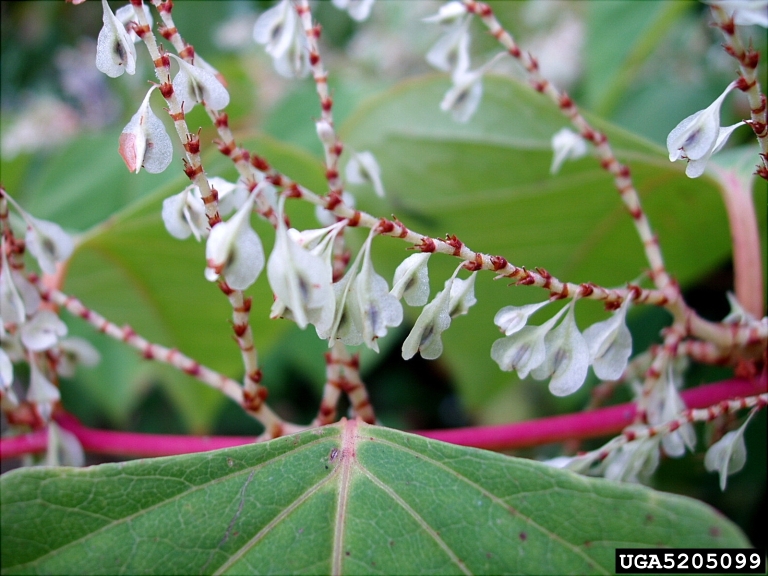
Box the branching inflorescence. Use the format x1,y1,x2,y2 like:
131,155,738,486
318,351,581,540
1,0,766,490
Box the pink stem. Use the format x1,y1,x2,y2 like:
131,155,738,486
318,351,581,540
1,377,764,460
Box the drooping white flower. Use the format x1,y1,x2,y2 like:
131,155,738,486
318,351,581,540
550,128,588,174
204,192,264,290
440,53,504,123
118,86,173,174
162,185,208,241
583,295,633,381
46,421,85,467
267,198,335,332
705,0,768,27
491,305,568,378
332,0,376,21
56,337,101,378
345,151,386,198
1,242,40,324
253,0,310,78
426,17,471,73
448,272,477,318
656,370,696,458
402,264,463,360
27,360,60,421
20,310,68,352
353,232,403,352
494,300,550,337
322,264,363,346
529,300,589,397
0,347,13,394
25,215,74,276
95,0,137,78
423,1,467,25
391,253,431,306
114,4,153,43
667,82,745,178
705,410,756,491
603,436,661,484
169,53,230,111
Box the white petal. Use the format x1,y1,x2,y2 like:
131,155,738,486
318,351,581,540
119,87,173,175
46,421,85,467
705,429,747,491
20,310,68,352
658,373,696,458
27,361,61,407
550,128,588,174
491,306,566,378
346,0,376,21
391,253,431,306
402,276,454,360
162,189,194,240
583,297,633,381
494,300,549,336
604,436,660,483
441,72,483,123
426,20,470,72
254,0,294,58
57,336,101,378
95,0,137,78
423,2,467,24
169,54,230,111
0,347,13,391
25,217,74,275
346,151,386,197
448,272,477,318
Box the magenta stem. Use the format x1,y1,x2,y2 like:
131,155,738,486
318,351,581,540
1,377,765,460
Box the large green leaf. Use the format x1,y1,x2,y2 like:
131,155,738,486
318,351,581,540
339,74,765,411
0,421,748,575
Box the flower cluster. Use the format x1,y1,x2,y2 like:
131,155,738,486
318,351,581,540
491,295,633,397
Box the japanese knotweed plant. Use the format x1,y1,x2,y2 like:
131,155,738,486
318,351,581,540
1,0,767,574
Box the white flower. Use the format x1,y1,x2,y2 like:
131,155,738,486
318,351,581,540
426,18,471,73
332,0,376,21
0,347,13,394
322,265,363,346
253,0,310,78
494,300,550,336
666,82,746,178
705,410,756,491
162,185,208,241
118,86,173,174
402,264,463,360
204,192,264,290
583,295,633,381
345,151,386,198
530,300,589,397
353,233,403,352
550,128,588,174
56,337,101,378
655,370,696,458
95,0,137,78
267,198,335,332
114,4,153,43
25,216,74,276
391,253,431,307
20,310,68,352
1,243,41,324
491,305,568,378
440,53,504,123
27,360,60,421
705,0,768,27
604,436,661,483
423,1,467,24
45,421,85,467
169,53,230,111
448,272,477,318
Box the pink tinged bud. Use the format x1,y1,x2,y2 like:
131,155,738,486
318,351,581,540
604,436,661,483
204,193,264,291
25,216,74,276
119,87,173,174
46,421,85,467
27,361,61,420
530,301,589,397
493,300,550,336
705,410,755,491
346,151,386,198
96,0,137,78
114,4,153,44
391,253,431,306
583,295,633,381
332,0,376,21
169,54,230,112
550,128,588,174
20,310,68,352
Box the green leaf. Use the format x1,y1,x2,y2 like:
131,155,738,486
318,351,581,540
1,421,748,575
339,74,757,411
